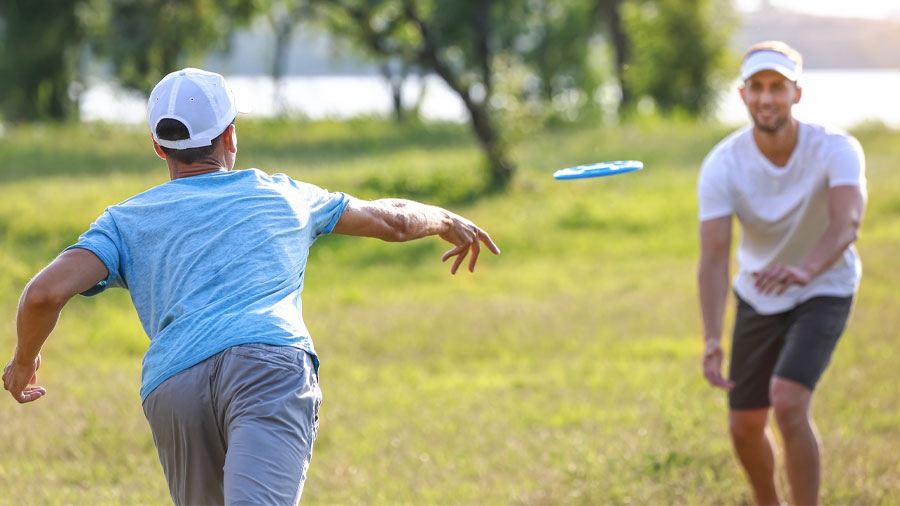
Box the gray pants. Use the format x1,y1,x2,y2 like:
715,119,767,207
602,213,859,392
143,343,322,506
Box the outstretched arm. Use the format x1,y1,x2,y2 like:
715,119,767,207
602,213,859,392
698,215,735,391
3,248,109,403
753,185,866,295
331,197,500,274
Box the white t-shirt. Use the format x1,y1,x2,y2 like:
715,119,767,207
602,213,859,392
697,121,867,314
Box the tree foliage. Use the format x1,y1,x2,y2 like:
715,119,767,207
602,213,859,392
516,0,600,105
0,0,737,192
310,0,522,191
621,0,736,118
94,0,264,94
0,0,86,122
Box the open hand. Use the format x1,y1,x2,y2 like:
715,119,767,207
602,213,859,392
753,264,812,295
3,354,46,404
440,217,500,274
702,340,734,390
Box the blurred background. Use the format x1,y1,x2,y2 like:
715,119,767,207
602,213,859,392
2,2,900,504
3,0,898,191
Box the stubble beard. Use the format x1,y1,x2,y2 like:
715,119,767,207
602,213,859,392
752,109,789,135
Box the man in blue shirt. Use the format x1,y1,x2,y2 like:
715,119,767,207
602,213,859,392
3,68,500,505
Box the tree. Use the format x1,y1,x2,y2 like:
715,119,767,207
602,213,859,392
377,57,427,122
515,0,600,114
311,0,520,192
0,0,86,122
621,0,736,118
508,0,637,121
596,0,632,110
262,0,326,118
94,0,263,94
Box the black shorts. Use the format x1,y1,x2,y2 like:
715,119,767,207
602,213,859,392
728,294,854,410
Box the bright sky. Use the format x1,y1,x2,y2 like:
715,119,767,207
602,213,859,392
734,0,899,19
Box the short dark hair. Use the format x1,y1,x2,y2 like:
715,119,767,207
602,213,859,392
155,118,231,164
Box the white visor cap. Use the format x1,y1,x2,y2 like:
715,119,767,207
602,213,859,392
148,68,247,150
740,50,801,83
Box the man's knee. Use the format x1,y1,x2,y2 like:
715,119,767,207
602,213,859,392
729,409,769,442
770,377,812,433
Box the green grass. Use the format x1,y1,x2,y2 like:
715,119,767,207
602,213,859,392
1,116,898,505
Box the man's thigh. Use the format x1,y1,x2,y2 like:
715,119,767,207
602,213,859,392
774,295,854,390
218,343,322,506
728,295,791,410
142,355,227,506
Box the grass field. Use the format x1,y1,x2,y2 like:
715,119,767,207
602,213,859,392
1,116,898,505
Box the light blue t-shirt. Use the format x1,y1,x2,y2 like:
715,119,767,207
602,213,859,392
67,169,350,402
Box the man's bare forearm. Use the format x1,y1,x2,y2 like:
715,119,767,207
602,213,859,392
371,198,455,242
698,255,730,342
14,282,66,364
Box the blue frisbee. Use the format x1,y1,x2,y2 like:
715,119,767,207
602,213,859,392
553,160,643,180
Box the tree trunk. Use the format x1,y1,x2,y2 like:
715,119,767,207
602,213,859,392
466,97,514,191
379,61,405,122
603,0,631,110
271,15,293,117
403,0,514,191
474,0,492,92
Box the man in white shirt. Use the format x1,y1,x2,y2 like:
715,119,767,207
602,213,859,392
697,41,867,505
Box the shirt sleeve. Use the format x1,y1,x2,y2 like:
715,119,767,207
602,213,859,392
64,210,127,295
697,149,734,222
826,135,866,190
286,178,351,237
311,189,350,236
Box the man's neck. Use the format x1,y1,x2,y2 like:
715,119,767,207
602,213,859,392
753,118,799,168
168,159,229,180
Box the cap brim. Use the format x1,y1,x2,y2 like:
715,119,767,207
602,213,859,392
235,98,252,115
740,63,799,82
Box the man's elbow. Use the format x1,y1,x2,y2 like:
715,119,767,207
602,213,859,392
22,277,72,311
847,225,860,245
841,214,863,245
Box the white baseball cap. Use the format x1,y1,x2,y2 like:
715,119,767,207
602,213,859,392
148,68,247,149
740,49,802,82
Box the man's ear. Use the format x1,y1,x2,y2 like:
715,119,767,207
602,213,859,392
152,135,167,160
793,85,803,105
224,124,237,153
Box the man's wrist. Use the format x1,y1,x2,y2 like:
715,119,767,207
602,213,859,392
796,262,817,279
703,338,724,358
13,348,38,366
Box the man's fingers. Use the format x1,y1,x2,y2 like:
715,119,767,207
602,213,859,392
467,238,481,272
715,380,735,390
443,245,467,274
442,226,498,274
450,251,466,274
442,245,465,263
478,229,501,255
704,369,733,390
754,265,808,295
703,348,734,390
16,387,47,404
2,359,12,383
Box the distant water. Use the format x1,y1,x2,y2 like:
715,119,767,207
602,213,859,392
716,69,900,129
81,69,900,129
80,74,468,125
